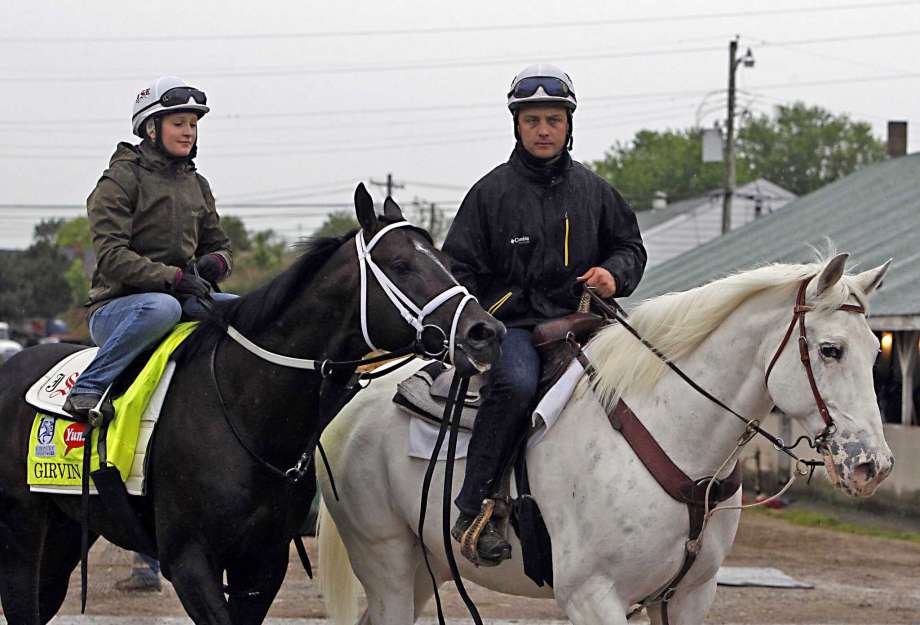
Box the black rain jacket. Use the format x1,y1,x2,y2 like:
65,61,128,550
443,145,646,328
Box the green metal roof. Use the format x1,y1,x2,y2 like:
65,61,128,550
626,154,920,321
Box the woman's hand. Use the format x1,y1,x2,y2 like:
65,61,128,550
194,254,228,284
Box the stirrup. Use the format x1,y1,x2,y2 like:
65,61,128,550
459,498,502,565
88,386,115,427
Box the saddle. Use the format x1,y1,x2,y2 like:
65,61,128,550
393,311,606,427
393,311,605,574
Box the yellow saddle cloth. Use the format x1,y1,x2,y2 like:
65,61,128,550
27,322,198,490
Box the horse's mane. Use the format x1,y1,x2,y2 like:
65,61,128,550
179,228,359,359
586,254,872,409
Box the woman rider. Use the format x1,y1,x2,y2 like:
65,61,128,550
63,76,235,419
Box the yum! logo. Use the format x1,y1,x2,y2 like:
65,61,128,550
63,423,87,456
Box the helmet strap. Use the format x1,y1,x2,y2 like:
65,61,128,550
566,110,574,151
149,114,197,162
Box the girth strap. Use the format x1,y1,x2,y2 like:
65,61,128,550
607,399,742,624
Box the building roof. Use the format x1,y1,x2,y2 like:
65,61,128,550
636,179,797,268
636,178,795,232
625,154,920,328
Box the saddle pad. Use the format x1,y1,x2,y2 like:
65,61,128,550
394,362,479,432
25,347,99,418
27,322,198,495
402,353,589,460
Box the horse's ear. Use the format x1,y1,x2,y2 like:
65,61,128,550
354,183,376,233
816,253,848,296
383,196,404,221
851,259,892,297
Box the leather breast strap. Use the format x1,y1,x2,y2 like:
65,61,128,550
608,399,742,624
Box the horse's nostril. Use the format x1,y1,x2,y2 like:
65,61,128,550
853,461,877,485
468,321,497,344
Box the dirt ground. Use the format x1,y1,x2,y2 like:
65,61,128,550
18,507,917,624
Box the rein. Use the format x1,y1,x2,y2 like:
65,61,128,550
585,277,866,622
587,277,864,470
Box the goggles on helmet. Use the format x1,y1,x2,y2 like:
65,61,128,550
136,86,207,116
508,76,575,100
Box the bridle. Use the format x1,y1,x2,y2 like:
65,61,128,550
209,220,479,484
222,220,477,372
355,221,476,362
764,276,866,448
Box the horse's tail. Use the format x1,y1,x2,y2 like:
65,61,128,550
317,495,361,625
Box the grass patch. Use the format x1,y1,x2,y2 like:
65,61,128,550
754,507,920,544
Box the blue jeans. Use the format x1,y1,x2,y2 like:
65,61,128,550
455,328,541,516
70,292,237,396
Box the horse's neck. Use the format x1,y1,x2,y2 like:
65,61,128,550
216,262,365,455
609,292,781,478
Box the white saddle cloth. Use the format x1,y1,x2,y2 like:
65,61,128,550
407,352,589,460
24,349,175,496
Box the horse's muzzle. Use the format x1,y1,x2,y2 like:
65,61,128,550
455,319,505,375
822,432,894,497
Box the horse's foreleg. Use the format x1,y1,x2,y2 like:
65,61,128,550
556,573,631,625
38,510,92,625
646,577,716,625
0,496,47,625
225,541,289,625
161,541,233,625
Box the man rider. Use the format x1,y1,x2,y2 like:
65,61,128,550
442,64,647,565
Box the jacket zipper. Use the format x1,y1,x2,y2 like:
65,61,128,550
488,291,513,315
564,212,570,267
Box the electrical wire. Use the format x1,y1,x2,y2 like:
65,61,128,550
1,1,915,43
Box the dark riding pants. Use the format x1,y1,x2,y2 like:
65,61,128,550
455,328,540,517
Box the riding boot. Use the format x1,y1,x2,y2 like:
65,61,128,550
453,328,540,565
451,509,512,565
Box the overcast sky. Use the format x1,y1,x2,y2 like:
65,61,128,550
2,0,919,249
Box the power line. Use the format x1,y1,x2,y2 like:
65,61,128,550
6,29,920,85
1,1,915,43
0,44,727,83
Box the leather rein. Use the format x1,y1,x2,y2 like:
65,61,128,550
584,276,866,623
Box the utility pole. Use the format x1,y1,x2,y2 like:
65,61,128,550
721,39,738,236
722,38,754,235
370,172,405,199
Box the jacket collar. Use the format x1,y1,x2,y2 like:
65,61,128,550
509,143,572,185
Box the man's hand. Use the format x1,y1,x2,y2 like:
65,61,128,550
577,267,617,298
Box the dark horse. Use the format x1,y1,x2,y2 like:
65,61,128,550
0,184,503,625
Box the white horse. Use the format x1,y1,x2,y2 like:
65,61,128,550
316,254,894,625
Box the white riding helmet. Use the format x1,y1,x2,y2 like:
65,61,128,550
507,64,577,112
131,76,210,137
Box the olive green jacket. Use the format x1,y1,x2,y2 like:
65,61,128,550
86,141,232,312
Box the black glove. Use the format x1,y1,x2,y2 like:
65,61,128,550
195,253,228,284
173,269,211,298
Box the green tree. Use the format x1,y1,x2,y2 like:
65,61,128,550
0,243,73,320
55,216,92,252
221,215,251,253
33,218,66,245
737,102,886,195
315,210,359,238
250,229,285,271
590,129,746,210
591,102,885,209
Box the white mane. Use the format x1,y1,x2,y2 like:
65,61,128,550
587,257,871,409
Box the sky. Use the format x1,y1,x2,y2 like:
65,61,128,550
2,0,919,249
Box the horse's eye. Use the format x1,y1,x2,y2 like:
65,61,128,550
391,259,412,275
820,344,843,360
